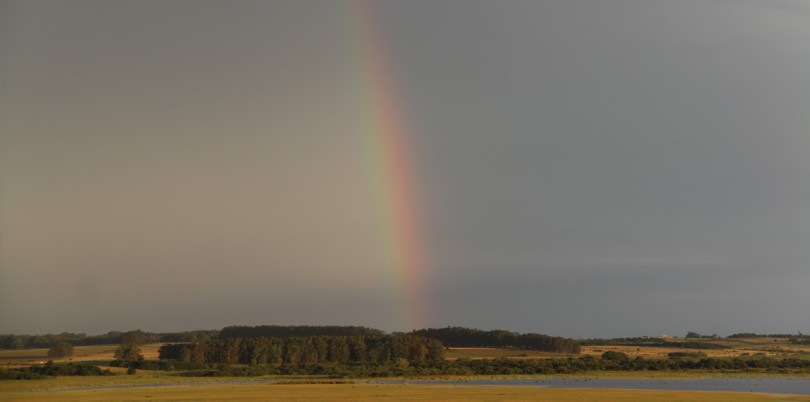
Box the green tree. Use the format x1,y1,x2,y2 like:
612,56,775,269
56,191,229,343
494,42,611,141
178,347,192,363
121,330,146,345
327,337,350,363
191,342,207,364
114,343,143,363
47,341,74,359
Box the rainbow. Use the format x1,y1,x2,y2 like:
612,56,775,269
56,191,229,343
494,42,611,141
346,0,430,331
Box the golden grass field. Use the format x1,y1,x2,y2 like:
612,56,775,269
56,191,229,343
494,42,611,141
0,344,163,366
445,337,810,361
2,382,810,402
445,347,575,360
579,338,810,359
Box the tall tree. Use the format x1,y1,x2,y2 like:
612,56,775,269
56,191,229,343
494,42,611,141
121,330,147,345
114,343,143,363
47,341,74,359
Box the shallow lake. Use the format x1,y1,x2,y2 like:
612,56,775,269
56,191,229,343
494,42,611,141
377,377,810,395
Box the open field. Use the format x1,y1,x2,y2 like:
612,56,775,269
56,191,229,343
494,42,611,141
0,344,163,366
580,338,810,360
579,345,757,359
446,347,575,360
2,382,810,402
0,345,116,366
446,339,810,361
0,372,268,392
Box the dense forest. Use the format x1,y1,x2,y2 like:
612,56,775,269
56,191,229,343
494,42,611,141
158,335,445,365
219,325,385,339
411,327,581,353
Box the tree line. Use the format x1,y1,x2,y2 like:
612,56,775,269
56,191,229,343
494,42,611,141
410,327,581,353
728,333,810,344
0,330,218,350
137,353,810,378
0,362,111,380
727,333,802,339
219,325,385,339
158,335,445,365
580,337,728,350
2,326,580,354
431,354,810,375
6,352,810,380
1,326,385,350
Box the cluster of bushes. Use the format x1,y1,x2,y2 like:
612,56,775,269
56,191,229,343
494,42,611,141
589,352,810,372
0,362,110,380
667,351,707,359
112,359,206,371
5,354,809,380
0,369,47,380
410,327,581,353
159,336,445,365
153,354,810,377
685,332,720,339
179,362,426,378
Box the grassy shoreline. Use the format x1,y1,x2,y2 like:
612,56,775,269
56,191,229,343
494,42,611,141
2,382,810,402
2,370,809,393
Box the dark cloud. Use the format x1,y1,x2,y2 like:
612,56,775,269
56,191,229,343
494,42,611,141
1,0,808,337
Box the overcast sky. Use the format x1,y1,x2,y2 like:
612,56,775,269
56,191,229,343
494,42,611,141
2,0,809,338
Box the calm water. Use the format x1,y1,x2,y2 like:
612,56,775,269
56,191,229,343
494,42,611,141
377,377,810,395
